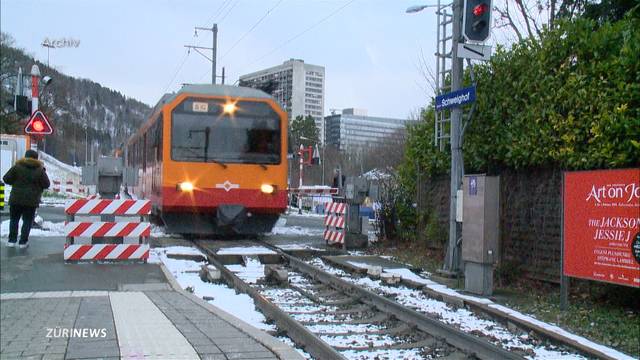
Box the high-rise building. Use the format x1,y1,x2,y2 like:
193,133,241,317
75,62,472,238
239,59,326,143
324,108,414,152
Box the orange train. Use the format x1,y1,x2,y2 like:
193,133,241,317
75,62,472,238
126,84,288,235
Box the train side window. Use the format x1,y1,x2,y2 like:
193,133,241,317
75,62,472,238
155,114,163,161
143,134,147,170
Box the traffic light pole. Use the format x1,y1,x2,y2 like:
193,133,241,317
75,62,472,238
443,0,464,274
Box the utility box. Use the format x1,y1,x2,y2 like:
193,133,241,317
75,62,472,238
462,175,500,295
82,156,137,199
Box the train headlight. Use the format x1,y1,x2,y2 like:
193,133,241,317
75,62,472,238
260,184,275,194
177,182,194,192
223,101,237,115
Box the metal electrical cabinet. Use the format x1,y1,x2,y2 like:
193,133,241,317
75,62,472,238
462,175,500,295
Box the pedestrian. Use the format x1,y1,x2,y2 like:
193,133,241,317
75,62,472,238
2,149,50,248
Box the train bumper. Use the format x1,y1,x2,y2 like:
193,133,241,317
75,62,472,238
160,209,279,235
217,205,246,227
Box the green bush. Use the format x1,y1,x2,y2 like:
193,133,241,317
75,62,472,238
402,15,640,182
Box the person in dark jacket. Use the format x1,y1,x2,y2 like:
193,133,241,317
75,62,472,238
2,149,50,248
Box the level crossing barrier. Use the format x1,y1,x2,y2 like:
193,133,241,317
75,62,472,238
289,187,338,196
52,179,86,194
63,198,151,261
324,201,347,246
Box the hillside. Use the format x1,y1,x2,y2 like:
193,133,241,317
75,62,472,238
0,33,150,165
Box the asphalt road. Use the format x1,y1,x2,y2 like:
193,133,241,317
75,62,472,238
36,206,67,222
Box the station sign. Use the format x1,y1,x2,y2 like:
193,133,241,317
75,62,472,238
563,168,640,287
435,86,476,111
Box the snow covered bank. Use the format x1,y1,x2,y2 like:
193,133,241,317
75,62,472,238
149,246,275,331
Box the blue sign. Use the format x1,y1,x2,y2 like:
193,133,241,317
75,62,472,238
435,86,476,111
469,176,477,196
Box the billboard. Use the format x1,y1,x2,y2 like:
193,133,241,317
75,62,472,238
563,168,640,287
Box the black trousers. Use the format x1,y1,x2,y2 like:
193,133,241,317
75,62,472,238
8,204,37,244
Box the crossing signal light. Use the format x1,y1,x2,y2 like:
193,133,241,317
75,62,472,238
463,0,492,43
24,110,54,135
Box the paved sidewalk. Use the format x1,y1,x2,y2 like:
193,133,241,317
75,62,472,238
0,290,294,359
0,235,302,360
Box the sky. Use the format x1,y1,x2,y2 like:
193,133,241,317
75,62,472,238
2,0,454,119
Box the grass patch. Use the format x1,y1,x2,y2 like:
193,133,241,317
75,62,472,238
365,242,640,357
42,190,68,199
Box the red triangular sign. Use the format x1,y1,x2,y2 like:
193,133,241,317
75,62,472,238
24,110,53,135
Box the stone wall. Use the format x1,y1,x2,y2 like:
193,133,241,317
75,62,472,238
417,168,563,282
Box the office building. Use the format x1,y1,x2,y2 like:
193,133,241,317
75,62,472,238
239,59,326,142
324,108,413,152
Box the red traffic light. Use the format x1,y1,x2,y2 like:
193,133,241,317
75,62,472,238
33,120,45,132
473,3,489,16
24,110,54,135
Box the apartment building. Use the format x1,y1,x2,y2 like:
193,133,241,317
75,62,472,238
239,59,326,142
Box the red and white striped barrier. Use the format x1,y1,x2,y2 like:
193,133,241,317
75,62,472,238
65,199,151,215
324,201,346,246
289,188,339,195
325,202,347,214
64,198,151,263
323,229,344,244
64,244,149,261
65,222,151,238
324,214,345,228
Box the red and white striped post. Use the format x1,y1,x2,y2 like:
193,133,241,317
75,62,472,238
298,144,304,214
30,65,40,151
30,65,40,115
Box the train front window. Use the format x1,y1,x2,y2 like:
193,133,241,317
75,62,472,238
171,99,281,164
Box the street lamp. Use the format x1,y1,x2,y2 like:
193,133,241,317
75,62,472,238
406,4,440,13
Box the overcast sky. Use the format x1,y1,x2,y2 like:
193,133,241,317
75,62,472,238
1,0,451,119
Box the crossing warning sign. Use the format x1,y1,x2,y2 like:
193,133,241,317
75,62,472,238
24,110,53,135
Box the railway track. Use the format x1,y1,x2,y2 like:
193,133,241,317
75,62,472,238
193,240,525,360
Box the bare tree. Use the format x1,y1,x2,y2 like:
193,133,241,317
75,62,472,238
493,0,589,42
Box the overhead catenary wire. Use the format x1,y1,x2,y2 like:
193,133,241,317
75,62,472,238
203,0,233,26
220,0,285,61
196,0,354,85
161,50,190,97
217,0,238,25
238,0,355,73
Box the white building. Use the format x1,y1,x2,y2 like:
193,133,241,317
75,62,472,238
324,108,413,152
239,59,326,143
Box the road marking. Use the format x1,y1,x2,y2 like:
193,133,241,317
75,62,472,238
109,291,199,359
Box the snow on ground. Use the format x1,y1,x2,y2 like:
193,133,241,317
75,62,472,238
383,268,437,286
149,246,274,331
275,243,325,251
226,257,266,284
150,225,168,238
0,219,67,238
285,207,325,218
490,304,637,360
277,337,313,359
270,225,324,236
40,196,71,207
307,258,594,359
216,246,277,255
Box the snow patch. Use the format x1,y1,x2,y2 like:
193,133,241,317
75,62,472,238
216,246,277,255
149,246,274,331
